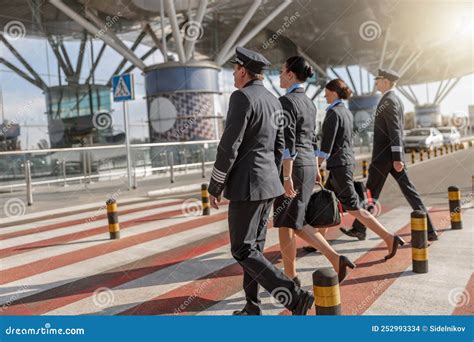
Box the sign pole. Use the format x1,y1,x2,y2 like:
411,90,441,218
123,101,132,190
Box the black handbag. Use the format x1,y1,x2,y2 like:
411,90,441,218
305,184,342,228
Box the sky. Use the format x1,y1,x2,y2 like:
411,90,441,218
1,36,473,150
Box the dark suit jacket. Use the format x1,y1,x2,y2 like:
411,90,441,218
372,90,405,163
279,87,317,167
208,79,285,201
320,101,355,169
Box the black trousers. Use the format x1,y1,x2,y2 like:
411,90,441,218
352,161,436,234
228,198,301,313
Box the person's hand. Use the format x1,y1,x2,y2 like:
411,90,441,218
393,161,404,172
209,194,221,210
315,170,322,184
284,178,297,198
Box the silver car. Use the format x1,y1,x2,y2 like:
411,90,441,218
404,128,444,152
437,126,461,145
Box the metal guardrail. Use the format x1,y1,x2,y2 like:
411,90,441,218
0,140,220,192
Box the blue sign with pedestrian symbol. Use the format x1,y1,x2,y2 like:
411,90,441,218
112,73,134,102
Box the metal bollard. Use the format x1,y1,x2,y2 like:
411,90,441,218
419,150,424,162
313,267,341,315
201,183,211,216
448,186,463,230
362,160,368,178
25,160,33,206
201,148,206,178
411,151,416,164
411,210,428,273
106,199,120,239
168,152,174,183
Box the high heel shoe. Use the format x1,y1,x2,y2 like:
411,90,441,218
338,255,356,282
384,235,406,261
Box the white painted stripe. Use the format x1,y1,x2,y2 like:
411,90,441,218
0,197,150,227
0,198,182,235
0,206,229,305
46,222,281,315
0,203,191,269
365,209,473,315
0,203,186,250
201,206,413,315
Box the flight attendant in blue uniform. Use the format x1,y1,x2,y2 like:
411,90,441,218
318,79,406,260
274,56,356,283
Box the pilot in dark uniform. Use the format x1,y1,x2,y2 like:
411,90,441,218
341,69,438,241
319,79,405,262
208,47,314,316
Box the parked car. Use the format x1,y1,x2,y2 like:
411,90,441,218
437,126,461,145
404,128,444,152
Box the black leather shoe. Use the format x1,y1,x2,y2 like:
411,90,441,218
337,255,356,282
232,308,261,316
384,235,406,261
428,232,439,241
291,290,314,316
340,227,366,240
293,276,301,288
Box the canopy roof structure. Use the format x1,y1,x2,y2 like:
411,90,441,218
0,0,472,87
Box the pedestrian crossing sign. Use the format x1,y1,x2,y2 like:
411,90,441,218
112,73,135,102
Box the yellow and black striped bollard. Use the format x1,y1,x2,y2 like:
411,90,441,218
448,186,463,230
433,147,437,158
419,150,424,162
450,144,454,153
201,183,210,216
313,267,341,315
427,149,431,159
411,210,428,273
362,160,368,178
411,151,416,164
439,147,443,156
445,145,449,154
106,199,120,239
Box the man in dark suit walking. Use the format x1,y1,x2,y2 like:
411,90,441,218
208,47,314,315
341,69,438,241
